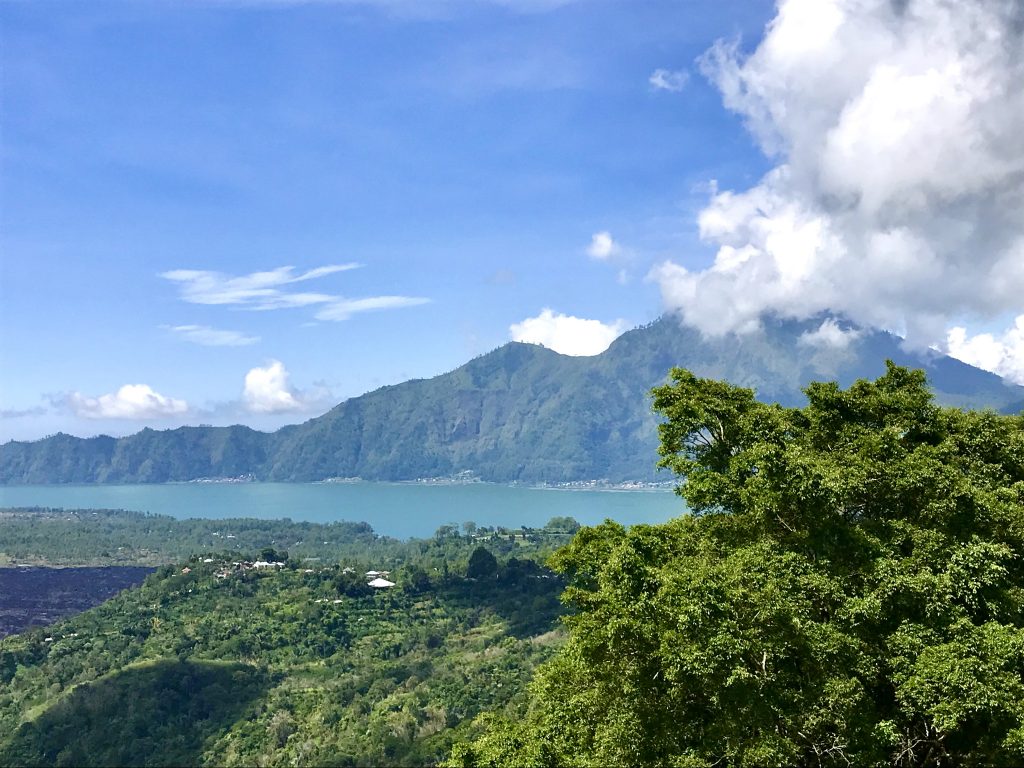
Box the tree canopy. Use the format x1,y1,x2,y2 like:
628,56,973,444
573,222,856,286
467,547,499,579
450,363,1024,767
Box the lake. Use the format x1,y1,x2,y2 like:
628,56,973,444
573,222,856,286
0,482,687,539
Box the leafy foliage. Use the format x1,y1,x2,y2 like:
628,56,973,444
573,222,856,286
0,508,383,567
452,363,1024,767
0,529,569,767
467,547,499,579
3,318,1021,484
3,659,268,767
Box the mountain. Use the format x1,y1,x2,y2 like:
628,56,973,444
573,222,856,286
3,315,1022,484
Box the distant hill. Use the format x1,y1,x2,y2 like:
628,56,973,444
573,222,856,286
3,315,1022,484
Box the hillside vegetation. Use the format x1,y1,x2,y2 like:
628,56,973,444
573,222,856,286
0,527,569,767
3,316,1021,485
0,508,384,567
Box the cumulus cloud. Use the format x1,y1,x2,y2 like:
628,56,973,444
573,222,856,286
68,385,189,420
243,360,305,413
314,295,431,322
164,325,260,347
798,318,862,350
649,68,689,92
653,0,1024,353
947,316,1024,386
587,231,622,261
509,309,627,356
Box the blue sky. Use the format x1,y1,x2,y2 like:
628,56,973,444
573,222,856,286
4,0,1023,442
0,0,774,440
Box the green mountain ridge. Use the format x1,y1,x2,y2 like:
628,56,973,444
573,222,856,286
3,315,1022,484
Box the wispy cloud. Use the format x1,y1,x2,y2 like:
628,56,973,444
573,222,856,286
0,405,47,419
163,324,260,347
160,264,360,310
161,264,429,323
314,295,431,322
510,308,626,356
486,269,517,286
66,384,189,420
649,68,689,92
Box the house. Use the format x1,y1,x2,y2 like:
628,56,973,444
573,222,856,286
368,577,396,589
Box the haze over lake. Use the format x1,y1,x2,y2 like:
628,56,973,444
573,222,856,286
0,483,684,540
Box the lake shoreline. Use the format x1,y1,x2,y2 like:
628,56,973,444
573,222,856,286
0,482,685,540
1,478,677,491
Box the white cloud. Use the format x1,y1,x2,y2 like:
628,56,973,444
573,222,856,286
161,264,430,324
314,295,431,322
946,316,1024,386
160,264,360,310
649,68,689,92
509,309,627,356
243,360,304,414
586,231,621,261
652,0,1024,352
798,318,862,350
164,325,259,347
68,385,189,420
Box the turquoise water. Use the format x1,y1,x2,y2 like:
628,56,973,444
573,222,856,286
0,483,686,539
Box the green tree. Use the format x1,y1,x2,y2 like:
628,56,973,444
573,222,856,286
258,546,287,563
435,524,460,541
404,564,433,594
544,516,581,533
466,547,499,580
452,363,1024,767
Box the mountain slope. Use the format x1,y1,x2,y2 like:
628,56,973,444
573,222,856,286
3,316,1022,484
0,537,565,767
